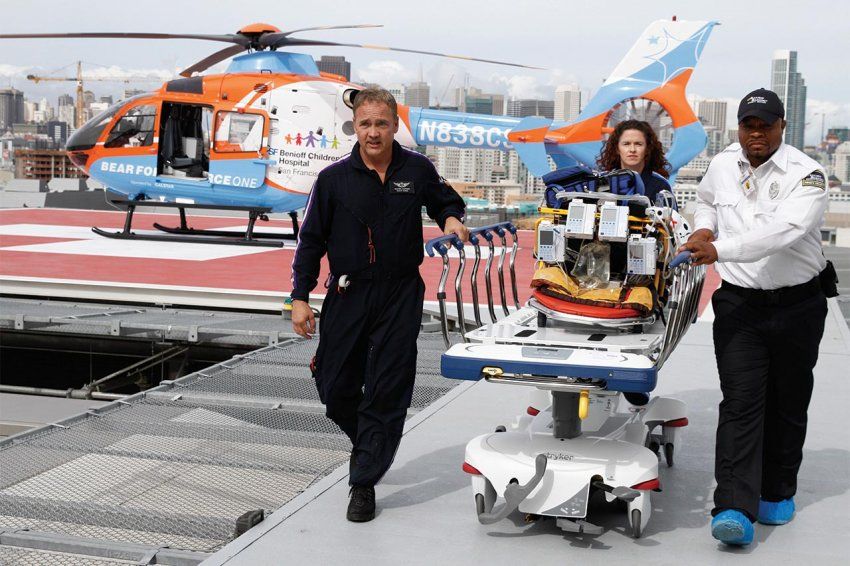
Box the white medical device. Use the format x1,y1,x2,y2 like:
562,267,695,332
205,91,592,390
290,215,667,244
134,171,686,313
597,202,630,242
564,199,596,239
627,235,658,275
536,221,565,263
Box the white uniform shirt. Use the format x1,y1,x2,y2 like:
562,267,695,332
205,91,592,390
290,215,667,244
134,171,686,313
693,142,827,290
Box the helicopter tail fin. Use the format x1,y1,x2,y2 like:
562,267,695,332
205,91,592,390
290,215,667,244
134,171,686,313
509,19,719,177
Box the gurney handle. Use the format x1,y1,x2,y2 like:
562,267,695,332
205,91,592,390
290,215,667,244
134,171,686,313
425,234,464,257
470,222,516,239
669,251,692,269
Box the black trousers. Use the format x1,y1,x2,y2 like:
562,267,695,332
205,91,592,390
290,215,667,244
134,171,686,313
313,273,425,487
711,283,827,521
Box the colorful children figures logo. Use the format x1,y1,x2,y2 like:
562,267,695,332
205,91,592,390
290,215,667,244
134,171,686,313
283,130,341,149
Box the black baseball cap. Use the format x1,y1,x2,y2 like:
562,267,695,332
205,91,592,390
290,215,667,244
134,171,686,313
737,88,785,124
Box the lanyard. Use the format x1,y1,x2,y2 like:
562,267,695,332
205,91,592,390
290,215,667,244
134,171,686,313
738,160,756,195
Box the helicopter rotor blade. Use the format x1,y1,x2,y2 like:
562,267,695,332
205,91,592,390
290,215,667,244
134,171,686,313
0,32,250,45
180,44,250,77
265,38,545,70
272,24,383,39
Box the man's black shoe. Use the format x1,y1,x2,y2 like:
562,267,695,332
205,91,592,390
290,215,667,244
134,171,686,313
347,485,376,522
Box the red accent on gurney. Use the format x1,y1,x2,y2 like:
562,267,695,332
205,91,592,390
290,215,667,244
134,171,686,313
532,289,644,319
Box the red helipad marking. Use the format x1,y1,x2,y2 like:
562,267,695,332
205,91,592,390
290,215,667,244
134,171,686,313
0,208,719,315
700,266,721,314
0,235,80,248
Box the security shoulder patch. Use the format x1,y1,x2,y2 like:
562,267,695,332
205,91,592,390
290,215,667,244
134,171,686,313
801,170,826,190
390,181,415,194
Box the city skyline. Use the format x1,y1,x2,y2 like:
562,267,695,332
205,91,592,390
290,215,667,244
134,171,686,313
0,1,846,146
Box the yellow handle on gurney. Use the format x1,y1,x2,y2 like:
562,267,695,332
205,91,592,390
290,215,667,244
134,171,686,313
578,390,589,419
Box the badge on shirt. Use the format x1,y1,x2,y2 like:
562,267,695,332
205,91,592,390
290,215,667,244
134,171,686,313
769,181,780,199
801,170,826,190
390,181,415,194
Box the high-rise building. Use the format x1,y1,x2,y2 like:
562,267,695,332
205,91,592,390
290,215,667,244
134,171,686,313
726,128,739,147
554,84,582,122
24,101,38,123
385,84,405,106
454,87,504,116
507,99,554,119
46,120,69,147
828,128,850,143
697,99,727,133
57,94,74,107
57,104,76,129
0,88,24,130
122,88,146,100
404,81,430,108
771,50,806,149
315,56,351,81
833,142,850,184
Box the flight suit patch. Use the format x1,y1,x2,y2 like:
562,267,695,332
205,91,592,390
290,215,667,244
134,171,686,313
801,170,825,190
390,181,415,194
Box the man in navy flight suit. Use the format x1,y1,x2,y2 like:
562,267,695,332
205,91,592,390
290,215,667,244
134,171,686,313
290,88,468,522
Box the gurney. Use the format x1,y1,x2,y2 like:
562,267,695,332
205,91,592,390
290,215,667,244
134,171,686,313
426,167,706,537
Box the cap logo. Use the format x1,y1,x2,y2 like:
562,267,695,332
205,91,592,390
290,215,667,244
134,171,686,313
747,96,768,104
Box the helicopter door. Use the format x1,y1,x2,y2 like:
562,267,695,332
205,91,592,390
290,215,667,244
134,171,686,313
209,110,268,191
157,103,211,180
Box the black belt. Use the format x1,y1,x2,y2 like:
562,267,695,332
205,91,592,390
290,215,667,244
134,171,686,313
720,277,821,307
327,267,419,287
352,266,419,280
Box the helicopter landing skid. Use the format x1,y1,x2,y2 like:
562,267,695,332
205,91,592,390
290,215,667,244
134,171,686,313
94,200,299,248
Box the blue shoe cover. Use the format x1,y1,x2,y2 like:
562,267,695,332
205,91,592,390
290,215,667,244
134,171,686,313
758,498,795,525
711,510,754,545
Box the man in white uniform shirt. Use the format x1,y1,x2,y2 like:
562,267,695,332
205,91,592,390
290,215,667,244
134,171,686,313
680,88,829,546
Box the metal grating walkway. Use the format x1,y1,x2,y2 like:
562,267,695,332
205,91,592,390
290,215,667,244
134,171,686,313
0,298,295,348
0,332,459,564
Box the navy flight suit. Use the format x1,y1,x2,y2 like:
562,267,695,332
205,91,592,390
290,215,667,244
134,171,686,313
291,140,465,487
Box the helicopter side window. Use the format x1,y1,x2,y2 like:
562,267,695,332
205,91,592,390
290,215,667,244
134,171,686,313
104,104,157,148
65,101,124,151
214,112,264,153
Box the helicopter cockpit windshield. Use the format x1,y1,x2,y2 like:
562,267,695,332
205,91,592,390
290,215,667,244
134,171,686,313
66,94,149,151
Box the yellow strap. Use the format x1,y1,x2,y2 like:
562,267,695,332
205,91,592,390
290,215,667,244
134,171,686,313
578,390,590,420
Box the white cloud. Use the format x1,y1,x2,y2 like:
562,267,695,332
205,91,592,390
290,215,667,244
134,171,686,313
806,98,850,143
355,60,416,86
0,63,31,77
82,65,173,82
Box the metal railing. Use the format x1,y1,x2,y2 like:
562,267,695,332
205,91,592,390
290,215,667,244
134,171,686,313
425,222,520,348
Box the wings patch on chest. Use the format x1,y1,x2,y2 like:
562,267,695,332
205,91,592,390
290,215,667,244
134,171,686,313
391,181,415,194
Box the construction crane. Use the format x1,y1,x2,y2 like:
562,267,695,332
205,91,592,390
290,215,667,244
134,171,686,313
27,61,158,128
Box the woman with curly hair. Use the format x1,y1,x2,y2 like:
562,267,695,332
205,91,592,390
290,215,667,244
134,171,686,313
597,119,672,205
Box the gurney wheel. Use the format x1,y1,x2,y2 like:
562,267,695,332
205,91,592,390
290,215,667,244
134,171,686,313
646,436,660,456
630,509,642,538
475,493,485,516
537,311,547,328
664,443,674,467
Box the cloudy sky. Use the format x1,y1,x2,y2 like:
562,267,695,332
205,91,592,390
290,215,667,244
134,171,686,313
1,0,847,144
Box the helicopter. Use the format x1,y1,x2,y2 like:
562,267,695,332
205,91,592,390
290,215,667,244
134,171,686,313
1,18,717,246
